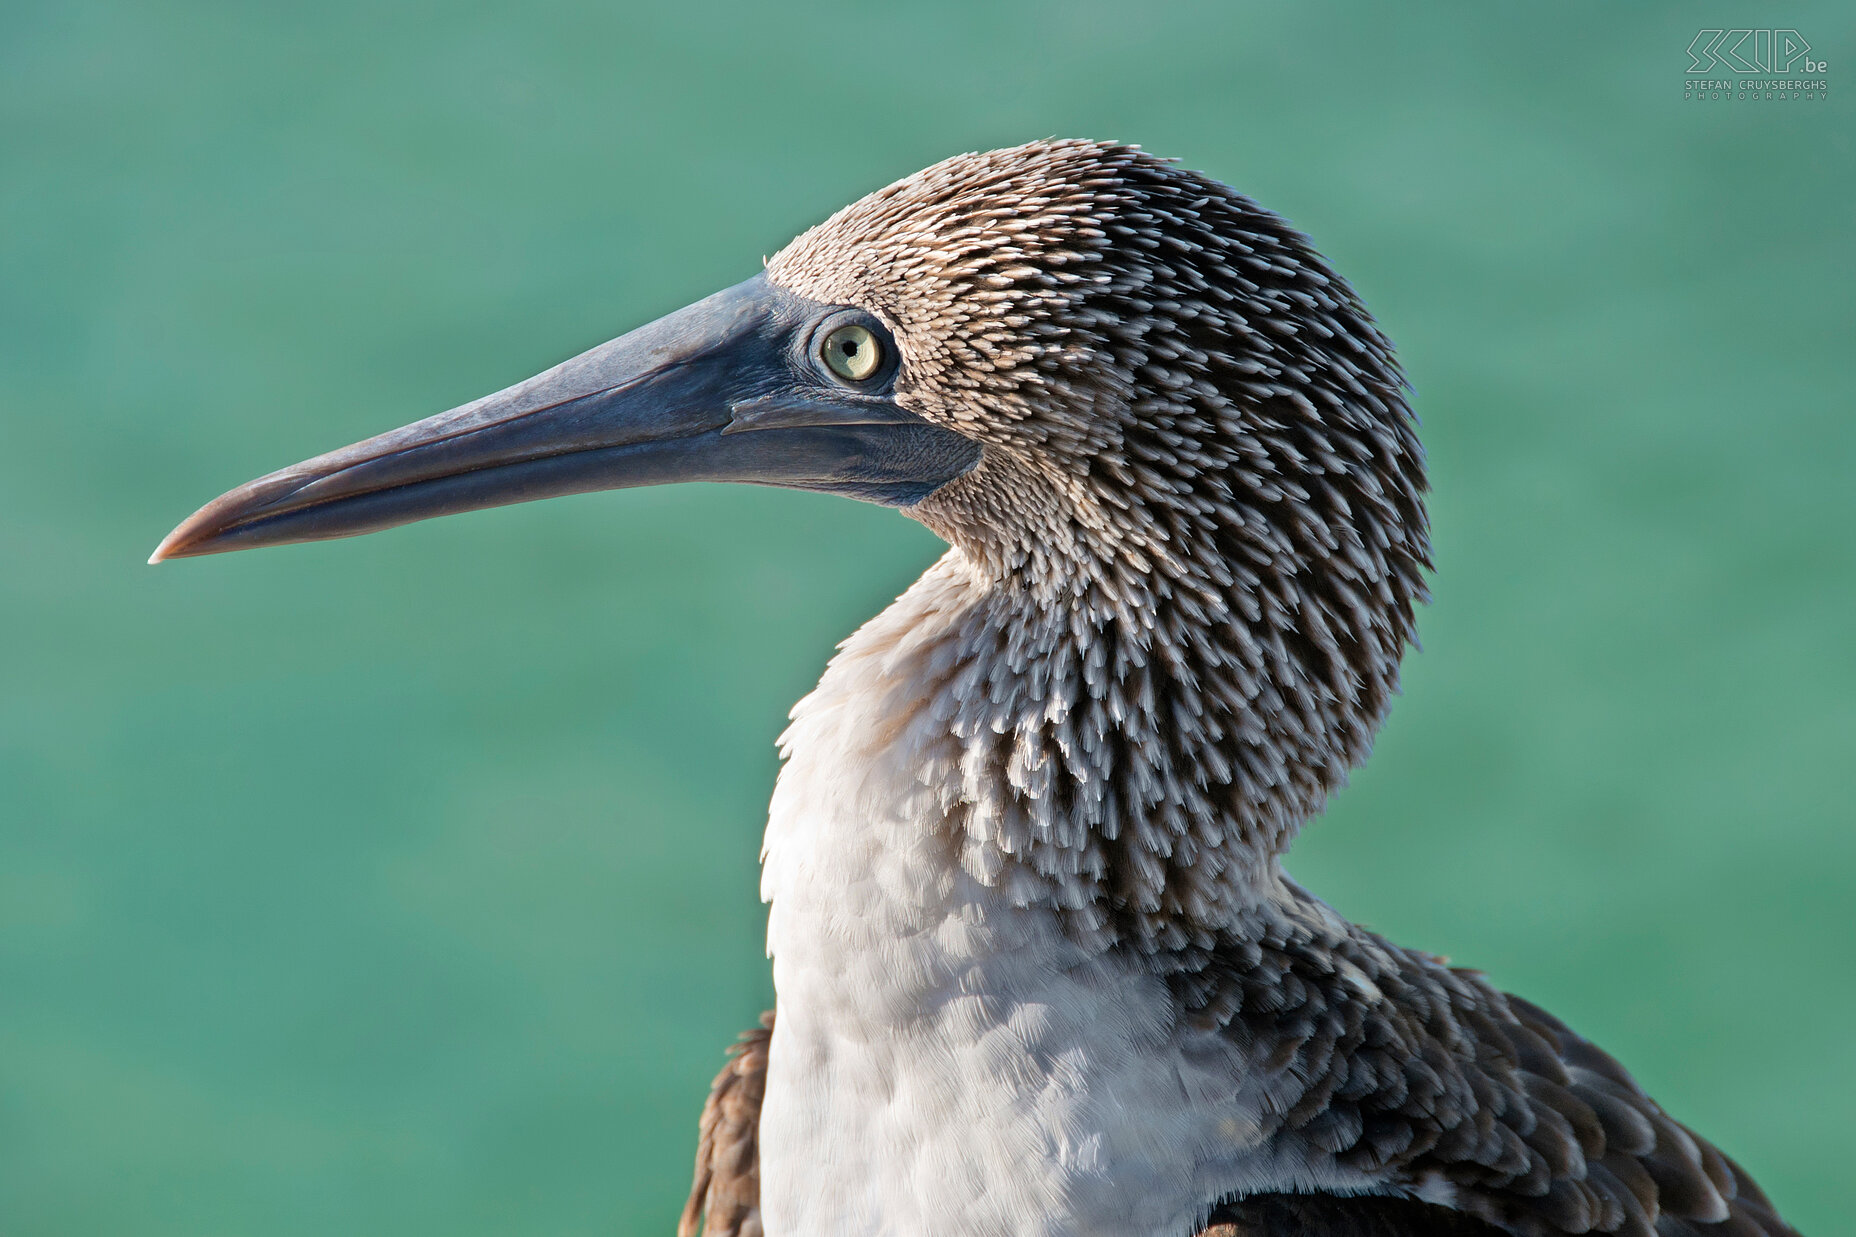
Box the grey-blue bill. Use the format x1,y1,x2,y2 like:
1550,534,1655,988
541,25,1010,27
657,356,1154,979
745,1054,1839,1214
149,272,977,563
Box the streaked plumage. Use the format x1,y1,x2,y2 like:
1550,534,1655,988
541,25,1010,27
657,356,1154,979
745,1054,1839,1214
153,140,1801,1237
687,142,1798,1237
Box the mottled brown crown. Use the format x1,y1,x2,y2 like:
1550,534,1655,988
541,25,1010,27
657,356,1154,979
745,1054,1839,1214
771,142,1431,943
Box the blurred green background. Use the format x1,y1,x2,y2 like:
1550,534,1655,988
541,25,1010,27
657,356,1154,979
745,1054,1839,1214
2,3,1850,1233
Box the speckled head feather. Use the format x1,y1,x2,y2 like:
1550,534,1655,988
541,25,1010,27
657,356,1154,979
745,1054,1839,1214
767,141,1430,948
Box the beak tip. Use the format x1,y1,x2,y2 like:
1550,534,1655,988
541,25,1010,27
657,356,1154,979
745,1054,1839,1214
149,521,206,564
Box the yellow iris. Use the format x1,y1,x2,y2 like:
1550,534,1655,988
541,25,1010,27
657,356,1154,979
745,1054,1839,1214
822,323,882,382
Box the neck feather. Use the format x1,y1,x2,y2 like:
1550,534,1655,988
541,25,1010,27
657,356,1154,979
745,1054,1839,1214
787,534,1410,953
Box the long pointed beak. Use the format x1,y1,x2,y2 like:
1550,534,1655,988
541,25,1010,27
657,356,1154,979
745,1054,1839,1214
151,274,978,563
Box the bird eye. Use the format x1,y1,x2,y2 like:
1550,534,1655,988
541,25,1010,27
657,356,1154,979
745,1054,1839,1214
820,323,883,383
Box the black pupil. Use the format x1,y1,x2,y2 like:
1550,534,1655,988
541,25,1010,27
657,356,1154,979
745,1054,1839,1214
840,339,859,357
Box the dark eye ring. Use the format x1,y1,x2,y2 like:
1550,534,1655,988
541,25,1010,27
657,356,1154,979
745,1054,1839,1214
820,322,884,383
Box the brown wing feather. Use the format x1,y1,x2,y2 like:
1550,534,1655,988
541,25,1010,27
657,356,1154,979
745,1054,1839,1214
680,1012,772,1237
1161,895,1802,1237
1495,995,1795,1237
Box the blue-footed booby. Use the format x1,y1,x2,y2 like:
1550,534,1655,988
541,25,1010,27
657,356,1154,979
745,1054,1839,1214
153,140,1799,1237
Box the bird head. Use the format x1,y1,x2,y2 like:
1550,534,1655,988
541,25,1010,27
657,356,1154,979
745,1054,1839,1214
763,142,1428,613
153,142,1429,907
